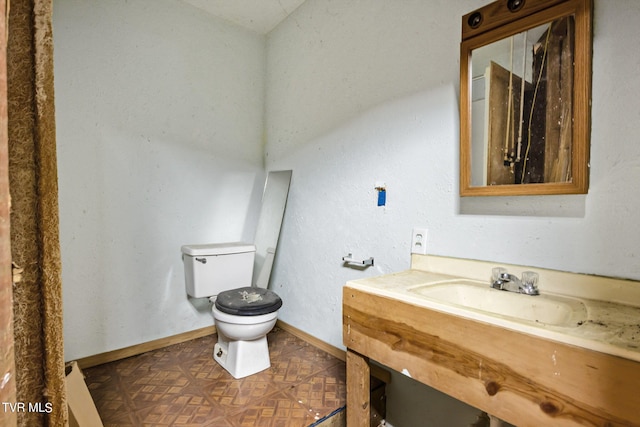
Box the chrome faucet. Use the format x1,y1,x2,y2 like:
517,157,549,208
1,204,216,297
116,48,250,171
491,268,539,295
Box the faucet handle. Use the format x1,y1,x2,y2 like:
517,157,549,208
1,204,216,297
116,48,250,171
490,267,508,290
491,267,508,282
521,271,538,286
521,271,539,294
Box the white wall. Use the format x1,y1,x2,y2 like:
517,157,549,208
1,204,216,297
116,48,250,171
54,0,266,360
266,0,640,425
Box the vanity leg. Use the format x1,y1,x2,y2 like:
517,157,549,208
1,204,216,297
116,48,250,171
346,348,370,427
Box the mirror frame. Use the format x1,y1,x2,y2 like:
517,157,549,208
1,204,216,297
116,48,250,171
460,0,592,196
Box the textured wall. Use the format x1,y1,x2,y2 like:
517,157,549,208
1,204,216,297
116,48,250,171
54,0,267,361
266,0,640,350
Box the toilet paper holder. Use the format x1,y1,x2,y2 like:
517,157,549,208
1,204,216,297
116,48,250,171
342,253,374,267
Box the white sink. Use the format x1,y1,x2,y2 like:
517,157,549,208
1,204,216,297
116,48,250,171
408,279,588,327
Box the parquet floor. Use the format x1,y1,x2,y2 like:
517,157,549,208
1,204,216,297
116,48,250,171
83,327,346,426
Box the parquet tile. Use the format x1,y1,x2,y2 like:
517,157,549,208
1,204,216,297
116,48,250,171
84,327,346,426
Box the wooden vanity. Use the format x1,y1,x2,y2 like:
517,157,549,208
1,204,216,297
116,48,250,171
343,260,640,426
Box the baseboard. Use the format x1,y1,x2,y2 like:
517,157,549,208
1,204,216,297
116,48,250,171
73,325,217,369
72,320,391,384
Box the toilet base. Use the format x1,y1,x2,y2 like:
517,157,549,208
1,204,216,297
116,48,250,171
213,332,271,379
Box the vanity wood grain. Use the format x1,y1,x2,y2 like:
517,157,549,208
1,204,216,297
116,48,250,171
343,286,640,427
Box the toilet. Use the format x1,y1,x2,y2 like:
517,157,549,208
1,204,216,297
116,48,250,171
181,242,282,379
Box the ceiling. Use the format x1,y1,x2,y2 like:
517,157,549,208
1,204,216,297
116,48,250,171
181,0,307,34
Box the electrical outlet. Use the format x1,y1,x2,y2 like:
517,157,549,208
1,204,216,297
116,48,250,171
411,228,428,255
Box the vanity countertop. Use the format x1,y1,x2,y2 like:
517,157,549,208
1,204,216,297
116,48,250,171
346,267,640,363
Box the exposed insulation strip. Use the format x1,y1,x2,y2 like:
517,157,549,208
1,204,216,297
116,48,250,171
7,0,67,425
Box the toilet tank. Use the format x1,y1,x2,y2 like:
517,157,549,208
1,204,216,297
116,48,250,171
181,242,256,298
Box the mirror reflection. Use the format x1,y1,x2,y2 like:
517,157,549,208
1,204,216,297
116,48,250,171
471,17,574,187
460,0,592,197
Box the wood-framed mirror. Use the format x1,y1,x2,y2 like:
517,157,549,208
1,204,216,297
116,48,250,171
460,0,592,196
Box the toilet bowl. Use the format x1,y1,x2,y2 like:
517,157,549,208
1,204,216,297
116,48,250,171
181,243,282,379
212,306,279,341
212,305,279,379
210,285,282,378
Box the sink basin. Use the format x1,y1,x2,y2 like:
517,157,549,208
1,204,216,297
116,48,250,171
408,279,587,327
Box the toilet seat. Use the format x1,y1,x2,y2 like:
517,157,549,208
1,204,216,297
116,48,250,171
215,287,282,316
